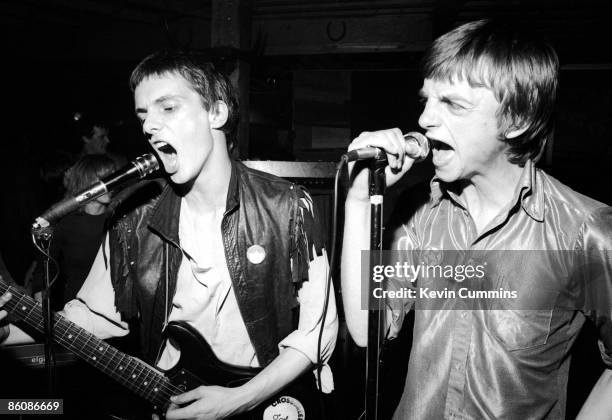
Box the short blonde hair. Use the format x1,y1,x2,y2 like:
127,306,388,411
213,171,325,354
422,19,559,165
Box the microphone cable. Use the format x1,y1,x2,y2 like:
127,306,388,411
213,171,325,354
315,154,349,419
31,229,61,293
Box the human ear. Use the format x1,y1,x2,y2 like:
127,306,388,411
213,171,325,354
505,122,529,139
208,100,229,129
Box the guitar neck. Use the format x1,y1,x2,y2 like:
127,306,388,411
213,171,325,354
0,281,177,409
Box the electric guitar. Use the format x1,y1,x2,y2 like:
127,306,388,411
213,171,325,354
0,279,315,419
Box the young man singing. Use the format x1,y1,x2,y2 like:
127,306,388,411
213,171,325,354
341,20,612,419
1,50,337,419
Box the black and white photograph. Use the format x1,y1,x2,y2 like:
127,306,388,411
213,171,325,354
0,1,611,419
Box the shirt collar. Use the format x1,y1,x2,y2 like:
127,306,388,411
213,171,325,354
429,177,445,208
518,160,544,222
427,159,544,222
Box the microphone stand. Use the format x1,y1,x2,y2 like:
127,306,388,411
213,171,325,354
32,226,57,397
365,156,387,420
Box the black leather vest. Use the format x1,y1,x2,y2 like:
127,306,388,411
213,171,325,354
108,161,323,365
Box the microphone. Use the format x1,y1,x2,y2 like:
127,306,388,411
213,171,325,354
344,131,430,162
32,153,160,230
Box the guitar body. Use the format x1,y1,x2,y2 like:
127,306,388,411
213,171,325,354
163,321,315,419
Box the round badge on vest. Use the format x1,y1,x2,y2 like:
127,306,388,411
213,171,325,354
247,244,266,264
262,395,305,420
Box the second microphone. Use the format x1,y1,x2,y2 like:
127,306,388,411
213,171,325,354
344,131,430,163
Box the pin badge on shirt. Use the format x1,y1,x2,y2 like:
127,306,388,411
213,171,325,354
247,245,266,264
263,395,304,420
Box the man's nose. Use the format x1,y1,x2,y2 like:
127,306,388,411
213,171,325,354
418,100,439,130
142,115,160,134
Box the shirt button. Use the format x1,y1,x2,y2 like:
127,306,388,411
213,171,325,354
461,311,468,318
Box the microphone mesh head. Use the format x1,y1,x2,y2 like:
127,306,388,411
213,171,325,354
133,153,160,177
403,131,430,162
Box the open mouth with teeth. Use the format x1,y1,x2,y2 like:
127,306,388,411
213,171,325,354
152,141,179,173
430,139,455,166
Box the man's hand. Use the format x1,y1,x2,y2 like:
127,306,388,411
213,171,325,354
347,128,418,202
0,292,12,344
0,291,36,346
0,292,11,322
158,349,313,420
165,385,249,420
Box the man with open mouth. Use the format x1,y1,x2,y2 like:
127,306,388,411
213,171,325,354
0,50,338,419
341,19,612,419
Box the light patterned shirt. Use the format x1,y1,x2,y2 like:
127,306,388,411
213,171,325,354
386,160,612,419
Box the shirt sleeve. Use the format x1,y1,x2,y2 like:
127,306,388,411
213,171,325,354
575,206,612,367
278,247,338,393
61,235,129,340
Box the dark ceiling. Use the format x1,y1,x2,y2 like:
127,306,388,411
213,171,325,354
0,0,609,159
0,0,610,65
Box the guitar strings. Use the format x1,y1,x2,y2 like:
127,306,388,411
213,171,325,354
4,284,183,406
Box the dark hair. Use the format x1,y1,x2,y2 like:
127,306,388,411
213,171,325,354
129,50,239,150
63,154,118,197
422,19,559,165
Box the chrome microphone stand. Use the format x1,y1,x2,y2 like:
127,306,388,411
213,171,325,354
365,155,387,420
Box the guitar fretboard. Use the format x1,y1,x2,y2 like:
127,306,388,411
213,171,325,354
0,281,179,410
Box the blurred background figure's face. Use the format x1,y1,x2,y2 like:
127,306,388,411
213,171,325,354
83,125,110,154
95,191,112,205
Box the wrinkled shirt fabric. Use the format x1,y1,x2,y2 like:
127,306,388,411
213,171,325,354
386,160,612,419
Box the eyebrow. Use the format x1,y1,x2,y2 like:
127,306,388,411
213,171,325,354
421,89,474,107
